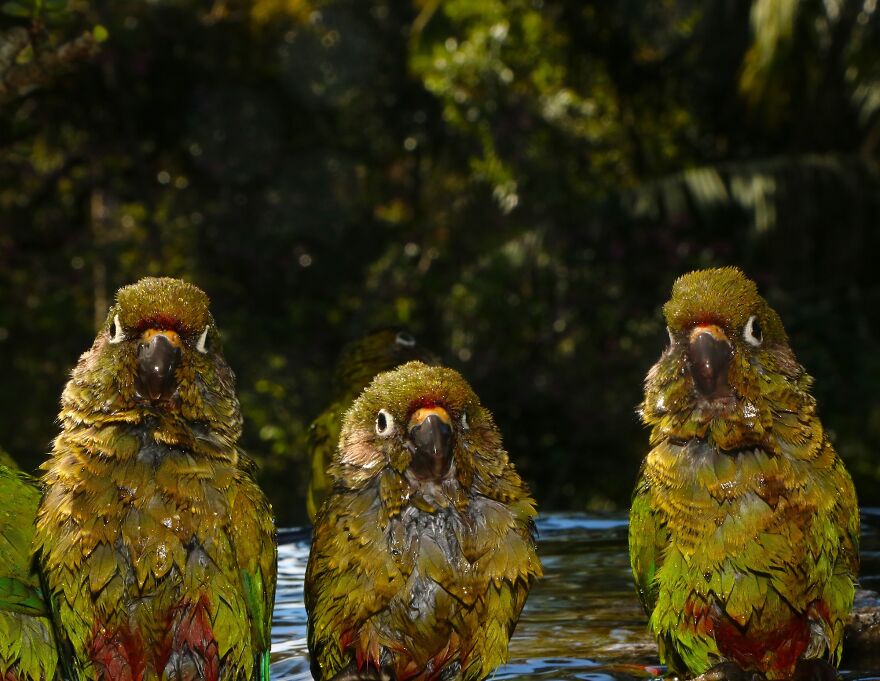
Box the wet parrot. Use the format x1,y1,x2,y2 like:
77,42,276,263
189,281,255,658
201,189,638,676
35,277,277,681
306,361,542,681
306,328,438,522
630,267,859,681
0,464,58,681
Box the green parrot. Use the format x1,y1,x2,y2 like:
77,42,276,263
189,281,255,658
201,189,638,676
35,277,277,681
306,328,438,522
630,268,859,681
0,464,58,681
306,361,541,681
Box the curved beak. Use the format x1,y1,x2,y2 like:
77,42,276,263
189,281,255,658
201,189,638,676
407,406,453,480
688,325,733,398
135,330,182,402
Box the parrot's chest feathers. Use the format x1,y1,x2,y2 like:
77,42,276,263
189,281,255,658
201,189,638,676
394,507,461,615
57,423,238,577
382,494,492,622
646,438,810,559
393,503,466,577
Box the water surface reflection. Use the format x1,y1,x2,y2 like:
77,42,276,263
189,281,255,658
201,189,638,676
270,512,880,681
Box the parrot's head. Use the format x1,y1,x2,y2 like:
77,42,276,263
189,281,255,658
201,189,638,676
333,361,524,504
66,277,241,437
642,267,806,450
334,327,439,396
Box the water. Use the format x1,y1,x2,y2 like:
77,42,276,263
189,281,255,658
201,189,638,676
270,512,880,681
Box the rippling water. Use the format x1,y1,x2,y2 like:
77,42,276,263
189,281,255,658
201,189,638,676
270,512,880,681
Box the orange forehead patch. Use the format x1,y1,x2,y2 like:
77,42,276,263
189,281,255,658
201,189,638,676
689,324,729,344
141,328,183,347
409,406,451,428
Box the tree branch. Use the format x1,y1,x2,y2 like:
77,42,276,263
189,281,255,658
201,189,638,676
0,28,99,102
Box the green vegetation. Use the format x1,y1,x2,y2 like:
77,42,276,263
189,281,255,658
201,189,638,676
1,0,879,524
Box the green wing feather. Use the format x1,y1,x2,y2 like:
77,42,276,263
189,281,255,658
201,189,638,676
306,491,401,679
628,477,666,617
230,453,278,681
0,464,59,681
812,452,860,663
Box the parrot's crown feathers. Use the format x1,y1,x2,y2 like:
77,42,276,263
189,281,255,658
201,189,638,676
664,267,787,343
355,360,478,418
113,277,212,334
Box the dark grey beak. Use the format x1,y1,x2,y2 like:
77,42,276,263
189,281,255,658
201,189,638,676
408,414,453,480
688,329,732,398
136,333,181,402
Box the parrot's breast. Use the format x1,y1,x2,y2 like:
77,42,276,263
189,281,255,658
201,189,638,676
380,506,470,664
370,496,517,680
37,423,251,680
640,432,855,679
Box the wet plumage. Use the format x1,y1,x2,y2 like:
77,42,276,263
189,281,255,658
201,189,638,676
36,277,277,681
306,361,541,681
306,329,438,522
0,464,58,681
630,268,858,680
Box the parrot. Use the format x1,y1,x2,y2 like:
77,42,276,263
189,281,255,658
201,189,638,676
306,328,438,522
630,267,859,681
305,361,542,681
0,464,59,681
35,277,277,681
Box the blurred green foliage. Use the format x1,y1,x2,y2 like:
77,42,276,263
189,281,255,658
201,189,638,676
1,0,879,524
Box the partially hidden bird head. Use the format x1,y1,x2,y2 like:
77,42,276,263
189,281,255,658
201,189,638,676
642,267,810,450
333,361,529,509
63,277,241,439
333,327,439,397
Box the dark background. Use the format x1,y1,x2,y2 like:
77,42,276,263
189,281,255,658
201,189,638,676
1,0,878,525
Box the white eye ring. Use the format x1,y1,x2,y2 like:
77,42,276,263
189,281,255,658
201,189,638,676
375,409,395,437
395,331,416,347
461,411,469,431
196,325,209,354
743,315,763,347
108,314,125,344
667,327,675,347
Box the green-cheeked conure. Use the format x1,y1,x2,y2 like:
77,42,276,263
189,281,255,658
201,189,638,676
35,277,277,681
306,361,541,681
306,328,438,522
0,464,58,681
630,267,858,681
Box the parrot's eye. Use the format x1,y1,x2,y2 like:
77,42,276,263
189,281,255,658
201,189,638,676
743,315,763,347
108,314,125,344
395,331,416,348
461,411,469,431
375,409,395,437
196,325,209,354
